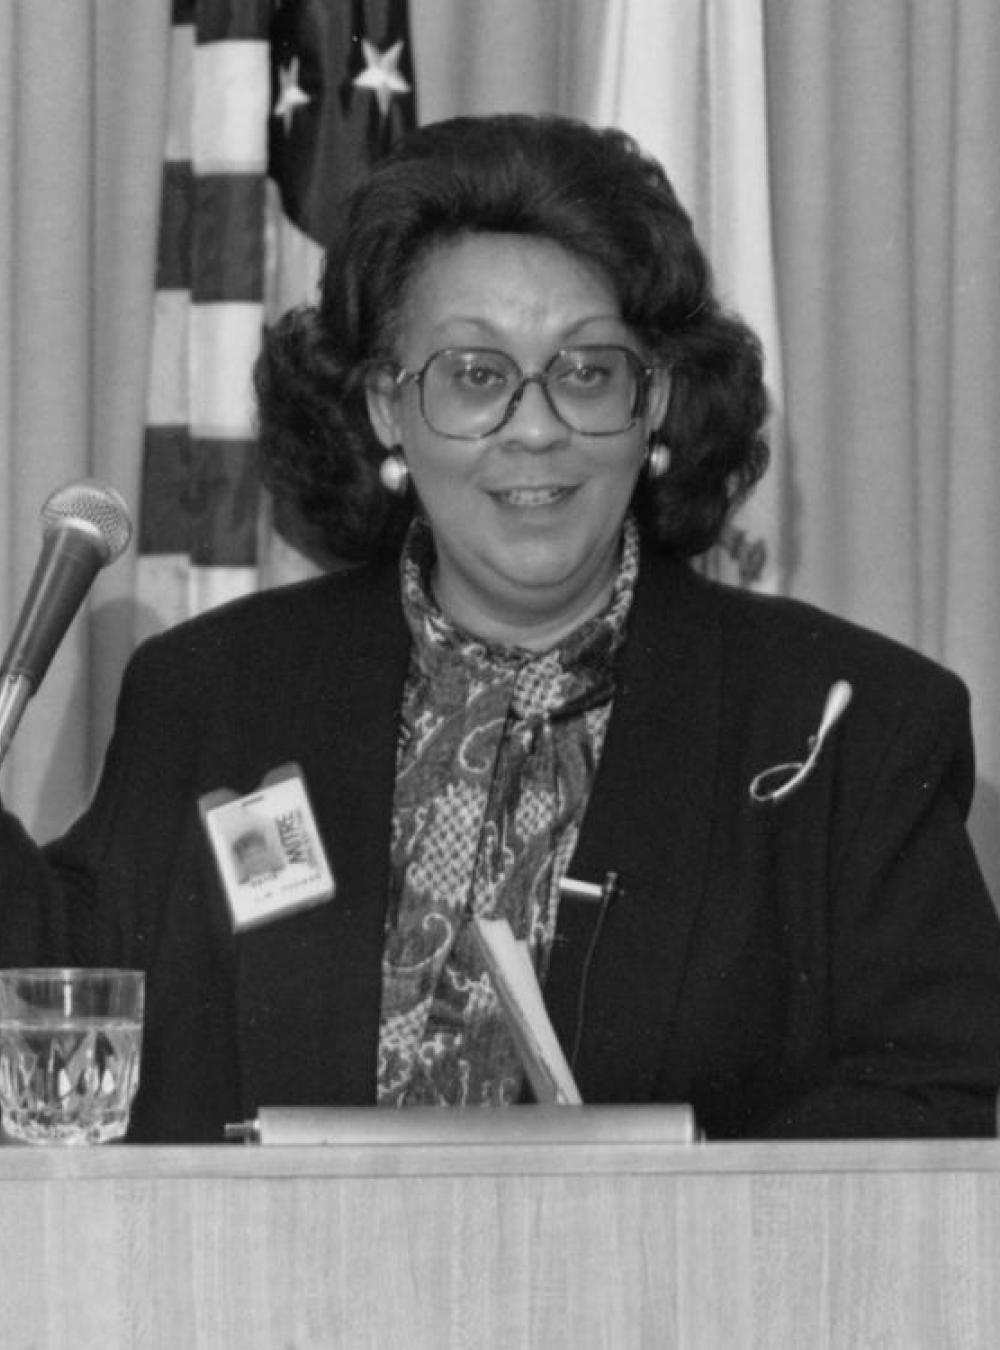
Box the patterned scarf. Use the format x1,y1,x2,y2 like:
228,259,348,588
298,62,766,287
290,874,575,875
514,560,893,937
377,517,638,1107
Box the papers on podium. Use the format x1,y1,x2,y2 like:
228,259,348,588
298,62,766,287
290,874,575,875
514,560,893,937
470,914,582,1106
223,916,700,1145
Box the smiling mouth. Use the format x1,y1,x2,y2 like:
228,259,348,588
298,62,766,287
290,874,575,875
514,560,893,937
491,486,573,508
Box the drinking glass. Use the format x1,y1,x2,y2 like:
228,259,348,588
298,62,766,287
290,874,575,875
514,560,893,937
0,968,144,1144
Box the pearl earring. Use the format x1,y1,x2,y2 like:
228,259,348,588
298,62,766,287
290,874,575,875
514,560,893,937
647,442,671,478
379,451,410,495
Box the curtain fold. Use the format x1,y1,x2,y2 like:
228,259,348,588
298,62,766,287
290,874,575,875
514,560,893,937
0,0,169,840
763,0,1000,894
939,2,1000,888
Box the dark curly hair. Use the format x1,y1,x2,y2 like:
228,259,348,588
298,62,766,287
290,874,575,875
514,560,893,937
254,113,769,562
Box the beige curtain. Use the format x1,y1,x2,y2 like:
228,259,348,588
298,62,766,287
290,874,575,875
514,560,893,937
0,0,169,839
2,0,998,900
764,0,1000,895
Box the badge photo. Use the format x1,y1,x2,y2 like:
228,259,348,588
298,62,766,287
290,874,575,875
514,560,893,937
199,763,335,932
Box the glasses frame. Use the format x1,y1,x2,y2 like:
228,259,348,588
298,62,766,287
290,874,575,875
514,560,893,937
391,344,655,441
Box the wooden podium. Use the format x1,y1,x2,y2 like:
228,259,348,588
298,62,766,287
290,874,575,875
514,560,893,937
3,1124,1000,1348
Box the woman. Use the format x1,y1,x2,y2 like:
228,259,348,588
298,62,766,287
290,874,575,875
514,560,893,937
3,114,1000,1141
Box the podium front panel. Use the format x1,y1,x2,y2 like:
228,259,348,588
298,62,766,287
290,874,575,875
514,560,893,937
1,1139,999,1348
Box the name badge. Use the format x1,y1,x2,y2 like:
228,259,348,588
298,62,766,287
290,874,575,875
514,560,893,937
199,763,335,932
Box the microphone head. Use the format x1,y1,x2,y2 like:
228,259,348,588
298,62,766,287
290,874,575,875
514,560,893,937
41,480,133,565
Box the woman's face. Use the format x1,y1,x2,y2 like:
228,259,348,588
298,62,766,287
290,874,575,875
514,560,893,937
367,232,669,648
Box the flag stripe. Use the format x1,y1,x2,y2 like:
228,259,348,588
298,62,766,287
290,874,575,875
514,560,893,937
155,161,193,290
139,427,193,554
195,1,273,44
192,40,271,172
139,430,258,566
187,564,260,614
188,440,260,565
189,302,262,435
191,174,266,301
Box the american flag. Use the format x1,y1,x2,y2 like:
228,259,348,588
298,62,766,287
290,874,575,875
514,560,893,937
137,0,416,639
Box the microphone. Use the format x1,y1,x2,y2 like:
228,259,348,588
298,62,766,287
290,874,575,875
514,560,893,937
0,480,132,767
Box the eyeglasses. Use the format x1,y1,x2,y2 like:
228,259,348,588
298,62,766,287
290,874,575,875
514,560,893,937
391,345,654,440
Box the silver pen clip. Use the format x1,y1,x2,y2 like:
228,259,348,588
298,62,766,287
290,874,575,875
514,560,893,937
749,680,853,805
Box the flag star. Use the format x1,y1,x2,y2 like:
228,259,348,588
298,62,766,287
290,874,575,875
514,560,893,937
274,57,311,134
353,39,410,118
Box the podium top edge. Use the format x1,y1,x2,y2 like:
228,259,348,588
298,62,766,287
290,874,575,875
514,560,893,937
2,1136,1000,1183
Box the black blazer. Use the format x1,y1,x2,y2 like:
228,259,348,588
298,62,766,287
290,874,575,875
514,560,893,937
3,550,999,1141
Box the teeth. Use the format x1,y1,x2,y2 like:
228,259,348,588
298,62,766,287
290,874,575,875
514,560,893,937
497,487,566,507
